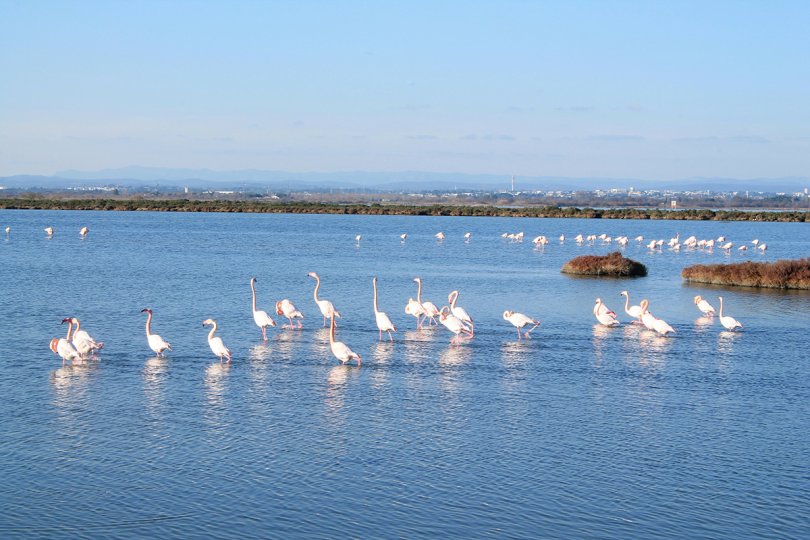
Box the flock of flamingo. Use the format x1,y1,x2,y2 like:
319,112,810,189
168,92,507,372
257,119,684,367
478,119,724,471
49,272,744,369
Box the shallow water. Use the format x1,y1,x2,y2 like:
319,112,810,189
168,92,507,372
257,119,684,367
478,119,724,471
1,210,808,539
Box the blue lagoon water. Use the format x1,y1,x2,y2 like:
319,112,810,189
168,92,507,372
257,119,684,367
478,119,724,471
1,210,808,538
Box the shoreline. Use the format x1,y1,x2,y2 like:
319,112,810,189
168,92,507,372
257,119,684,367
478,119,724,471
0,197,808,222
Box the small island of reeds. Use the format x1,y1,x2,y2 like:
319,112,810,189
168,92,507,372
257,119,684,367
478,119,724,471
682,258,810,289
561,251,648,277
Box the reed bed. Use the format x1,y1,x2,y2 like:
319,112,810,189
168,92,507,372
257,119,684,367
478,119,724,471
682,258,810,289
561,252,648,277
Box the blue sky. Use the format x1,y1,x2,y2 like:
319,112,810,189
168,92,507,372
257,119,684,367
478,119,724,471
1,0,808,180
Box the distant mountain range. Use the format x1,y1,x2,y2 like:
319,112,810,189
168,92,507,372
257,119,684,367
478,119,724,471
0,166,807,193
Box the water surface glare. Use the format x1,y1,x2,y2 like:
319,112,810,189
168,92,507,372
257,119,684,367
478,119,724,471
1,210,808,539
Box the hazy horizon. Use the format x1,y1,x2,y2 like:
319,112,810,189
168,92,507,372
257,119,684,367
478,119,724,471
1,1,809,180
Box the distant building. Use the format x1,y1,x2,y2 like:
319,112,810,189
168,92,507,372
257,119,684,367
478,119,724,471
670,200,677,209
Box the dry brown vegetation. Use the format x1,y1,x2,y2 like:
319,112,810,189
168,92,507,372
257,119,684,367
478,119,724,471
561,252,648,277
682,259,810,289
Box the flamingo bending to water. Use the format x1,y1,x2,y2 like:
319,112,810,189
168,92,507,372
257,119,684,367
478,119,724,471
79,227,89,238
503,311,540,339
448,290,474,335
202,319,231,362
329,313,361,365
276,299,304,329
250,277,277,340
593,298,619,327
372,277,396,341
693,295,716,317
69,317,103,354
50,319,82,364
141,308,172,355
308,272,340,327
439,306,473,344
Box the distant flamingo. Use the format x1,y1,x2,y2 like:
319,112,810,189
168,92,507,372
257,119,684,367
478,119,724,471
620,291,643,322
435,232,445,241
141,308,172,355
464,232,472,241
69,317,103,354
44,227,54,237
718,297,743,331
4,226,9,235
276,299,304,329
355,235,362,243
202,318,231,362
400,233,407,241
414,277,440,326
308,272,340,327
373,277,396,341
329,313,361,365
503,311,540,339
693,295,716,317
439,306,473,344
79,226,89,238
250,277,276,340
448,290,474,335
593,298,619,327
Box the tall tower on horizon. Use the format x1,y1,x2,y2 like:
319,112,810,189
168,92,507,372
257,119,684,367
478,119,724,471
511,175,515,192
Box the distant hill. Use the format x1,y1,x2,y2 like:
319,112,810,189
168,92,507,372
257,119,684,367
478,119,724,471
0,167,806,193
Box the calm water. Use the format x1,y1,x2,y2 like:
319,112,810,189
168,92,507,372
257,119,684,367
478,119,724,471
1,210,808,539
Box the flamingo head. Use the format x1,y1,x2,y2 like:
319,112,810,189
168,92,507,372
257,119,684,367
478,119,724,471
448,290,458,303
141,308,152,314
693,296,702,304
620,290,628,297
413,277,421,283
595,298,602,304
70,317,79,325
202,318,215,327
60,318,71,325
439,306,451,319
373,276,377,284
639,299,649,312
275,301,284,315
250,277,257,284
307,272,318,279
502,310,513,320
49,338,59,353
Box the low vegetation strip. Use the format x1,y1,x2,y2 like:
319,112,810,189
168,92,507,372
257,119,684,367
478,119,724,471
561,252,648,277
682,259,810,289
0,197,808,222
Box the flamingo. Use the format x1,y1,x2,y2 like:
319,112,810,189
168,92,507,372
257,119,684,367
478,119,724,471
250,277,276,340
79,226,89,238
51,319,82,364
373,277,396,341
44,227,54,237
638,300,658,331
635,235,644,243
559,234,565,243
400,233,407,241
721,242,733,252
758,243,767,252
5,226,10,234
414,277,440,326
448,290,474,335
593,298,619,327
435,232,445,241
718,297,743,331
503,311,540,339
69,317,103,354
328,313,361,365
141,308,172,355
275,299,304,329
464,232,472,241
439,306,473,344
693,295,716,317
355,234,362,243
738,245,747,252
405,296,427,329
751,239,759,246
620,291,643,322
202,319,231,362
308,272,340,327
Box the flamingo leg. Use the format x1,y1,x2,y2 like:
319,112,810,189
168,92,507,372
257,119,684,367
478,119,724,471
323,317,327,327
516,327,522,340
387,330,394,342
379,329,383,341
262,327,267,341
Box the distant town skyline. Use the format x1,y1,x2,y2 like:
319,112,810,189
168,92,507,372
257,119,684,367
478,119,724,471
1,1,808,180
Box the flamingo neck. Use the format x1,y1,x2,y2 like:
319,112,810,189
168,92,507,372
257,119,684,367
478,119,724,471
329,315,336,343
719,298,724,318
373,280,380,313
145,311,153,336
416,280,422,303
450,292,457,309
73,319,81,333
623,293,630,311
65,321,73,341
251,281,258,312
313,276,321,302
208,322,217,341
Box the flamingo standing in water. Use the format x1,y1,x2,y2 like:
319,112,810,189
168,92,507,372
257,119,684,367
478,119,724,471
372,277,396,341
308,272,340,327
593,298,619,327
50,319,82,364
329,313,361,365
79,226,89,238
639,300,675,335
435,232,445,241
250,277,276,340
69,317,103,355
439,306,473,344
503,311,540,339
718,297,743,331
639,300,658,331
620,291,643,322
693,295,716,317
44,227,54,237
202,318,231,362
276,299,304,329
141,308,172,355
414,277,440,326
448,290,474,335
405,295,427,329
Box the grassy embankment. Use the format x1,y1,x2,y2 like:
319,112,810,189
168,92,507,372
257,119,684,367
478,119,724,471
561,252,648,277
1,197,809,222
682,259,810,289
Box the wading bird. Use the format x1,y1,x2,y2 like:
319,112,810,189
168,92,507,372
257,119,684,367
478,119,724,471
203,318,231,362
141,308,172,355
250,277,276,340
503,310,541,339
